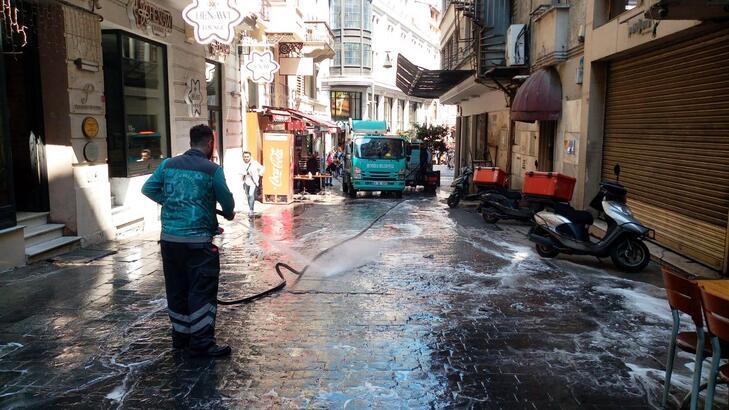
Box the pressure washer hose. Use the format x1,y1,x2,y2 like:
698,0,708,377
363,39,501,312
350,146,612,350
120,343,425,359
215,199,405,305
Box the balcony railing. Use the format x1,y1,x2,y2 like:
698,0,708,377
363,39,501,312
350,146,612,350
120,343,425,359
304,21,334,44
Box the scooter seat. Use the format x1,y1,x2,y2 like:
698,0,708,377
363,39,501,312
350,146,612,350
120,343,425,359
553,203,594,226
502,190,522,200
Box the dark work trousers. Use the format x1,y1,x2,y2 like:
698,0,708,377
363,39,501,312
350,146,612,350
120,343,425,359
160,240,220,351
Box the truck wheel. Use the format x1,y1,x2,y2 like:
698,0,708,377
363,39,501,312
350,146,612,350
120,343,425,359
610,238,650,272
348,187,358,199
394,191,403,199
424,186,436,196
342,182,349,194
447,193,460,208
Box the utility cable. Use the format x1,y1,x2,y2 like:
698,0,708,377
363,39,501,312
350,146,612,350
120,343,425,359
215,199,405,305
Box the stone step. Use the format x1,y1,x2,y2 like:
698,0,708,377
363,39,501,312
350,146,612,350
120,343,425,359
23,223,64,248
26,236,82,264
16,212,49,228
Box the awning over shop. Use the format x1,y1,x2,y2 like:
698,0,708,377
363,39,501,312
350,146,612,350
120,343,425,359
286,109,341,133
510,67,562,123
396,54,474,98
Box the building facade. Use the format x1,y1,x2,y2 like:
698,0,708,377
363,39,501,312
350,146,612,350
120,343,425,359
0,0,337,271
435,0,729,274
323,0,455,132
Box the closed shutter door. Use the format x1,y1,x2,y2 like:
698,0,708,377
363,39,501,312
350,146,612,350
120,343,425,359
603,28,729,272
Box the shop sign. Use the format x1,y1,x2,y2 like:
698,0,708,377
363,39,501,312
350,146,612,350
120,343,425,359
209,41,231,58
627,17,655,37
245,50,280,83
1,0,28,48
129,0,173,37
182,0,245,45
185,78,203,117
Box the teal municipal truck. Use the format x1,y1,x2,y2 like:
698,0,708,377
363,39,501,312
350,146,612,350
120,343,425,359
342,120,408,198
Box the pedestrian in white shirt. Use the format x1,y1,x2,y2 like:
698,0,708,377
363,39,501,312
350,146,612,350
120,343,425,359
242,151,264,217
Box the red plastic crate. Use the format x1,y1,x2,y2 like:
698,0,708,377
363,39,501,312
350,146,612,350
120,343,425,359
473,167,508,187
522,171,576,201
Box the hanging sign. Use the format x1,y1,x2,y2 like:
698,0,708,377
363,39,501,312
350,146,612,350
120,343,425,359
245,50,280,84
182,0,245,44
185,78,203,117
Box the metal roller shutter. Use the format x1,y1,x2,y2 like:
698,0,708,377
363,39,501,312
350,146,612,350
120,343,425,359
603,28,729,272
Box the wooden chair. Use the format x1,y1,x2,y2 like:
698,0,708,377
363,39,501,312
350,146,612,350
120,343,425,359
662,266,709,410
699,287,729,410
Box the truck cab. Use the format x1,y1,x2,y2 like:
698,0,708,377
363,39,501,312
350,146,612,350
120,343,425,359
343,120,407,198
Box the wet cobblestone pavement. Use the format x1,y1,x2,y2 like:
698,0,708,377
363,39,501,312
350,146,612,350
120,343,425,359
1,181,726,409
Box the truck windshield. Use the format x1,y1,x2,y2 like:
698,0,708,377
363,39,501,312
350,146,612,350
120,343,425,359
354,138,405,159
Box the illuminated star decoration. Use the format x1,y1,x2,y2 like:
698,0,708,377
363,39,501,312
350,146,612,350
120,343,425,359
245,51,280,83
182,0,244,44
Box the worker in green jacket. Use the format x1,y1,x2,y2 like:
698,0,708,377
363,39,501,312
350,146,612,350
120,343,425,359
142,124,235,358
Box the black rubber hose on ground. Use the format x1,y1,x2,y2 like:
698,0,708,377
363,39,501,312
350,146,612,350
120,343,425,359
215,199,405,305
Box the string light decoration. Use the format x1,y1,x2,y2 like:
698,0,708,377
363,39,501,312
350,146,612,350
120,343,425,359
1,0,28,50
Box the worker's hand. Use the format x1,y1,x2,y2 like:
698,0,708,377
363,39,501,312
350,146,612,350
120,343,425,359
224,211,235,221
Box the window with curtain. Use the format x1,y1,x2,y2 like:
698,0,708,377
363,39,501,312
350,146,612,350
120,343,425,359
344,42,361,66
344,0,361,28
330,91,362,120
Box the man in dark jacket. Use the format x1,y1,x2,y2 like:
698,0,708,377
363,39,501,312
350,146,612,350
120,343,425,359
142,124,235,358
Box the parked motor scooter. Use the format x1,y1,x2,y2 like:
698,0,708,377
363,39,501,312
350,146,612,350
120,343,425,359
528,165,653,272
478,189,564,224
447,165,505,208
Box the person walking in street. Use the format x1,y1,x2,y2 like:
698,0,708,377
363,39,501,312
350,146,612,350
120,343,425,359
141,124,235,358
242,151,264,218
325,150,334,186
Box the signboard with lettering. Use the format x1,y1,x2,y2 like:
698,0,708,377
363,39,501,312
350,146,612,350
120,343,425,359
262,132,293,203
185,78,203,117
245,50,280,83
129,0,173,37
182,0,245,44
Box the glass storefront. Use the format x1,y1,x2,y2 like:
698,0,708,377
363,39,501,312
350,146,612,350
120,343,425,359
206,60,223,164
102,31,170,177
330,91,362,121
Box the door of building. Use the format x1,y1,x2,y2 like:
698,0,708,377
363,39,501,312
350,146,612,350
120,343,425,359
2,9,48,214
0,37,15,229
602,28,729,272
206,60,223,164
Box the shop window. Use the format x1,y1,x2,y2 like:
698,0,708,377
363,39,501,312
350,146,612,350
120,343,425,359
247,79,259,109
206,61,223,164
102,31,170,177
330,91,362,120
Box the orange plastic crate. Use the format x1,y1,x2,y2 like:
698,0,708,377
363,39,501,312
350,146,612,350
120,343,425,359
522,171,576,201
473,167,508,187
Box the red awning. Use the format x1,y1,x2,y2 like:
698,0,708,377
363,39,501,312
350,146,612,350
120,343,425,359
510,67,562,123
286,109,340,133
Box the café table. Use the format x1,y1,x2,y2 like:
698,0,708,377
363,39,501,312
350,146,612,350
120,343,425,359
293,175,315,199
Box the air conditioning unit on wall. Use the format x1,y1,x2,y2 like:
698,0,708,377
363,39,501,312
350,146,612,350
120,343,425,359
505,24,526,66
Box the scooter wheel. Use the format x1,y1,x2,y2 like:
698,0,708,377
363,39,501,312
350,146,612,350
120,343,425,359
535,243,559,258
610,238,650,273
481,209,500,224
447,194,460,208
